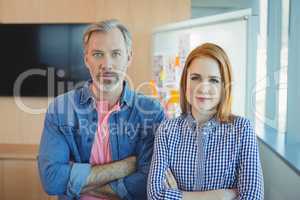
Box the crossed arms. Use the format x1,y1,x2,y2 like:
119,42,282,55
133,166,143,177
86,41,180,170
38,118,152,199
79,156,137,199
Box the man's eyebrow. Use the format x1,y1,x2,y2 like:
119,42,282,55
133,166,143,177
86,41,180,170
91,49,105,53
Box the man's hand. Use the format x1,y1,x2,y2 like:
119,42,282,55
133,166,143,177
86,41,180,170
164,168,178,189
122,156,137,175
81,184,121,200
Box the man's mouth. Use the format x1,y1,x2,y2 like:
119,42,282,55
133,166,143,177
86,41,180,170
97,72,117,80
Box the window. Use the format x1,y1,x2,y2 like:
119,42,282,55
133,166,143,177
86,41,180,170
255,0,268,129
277,0,289,133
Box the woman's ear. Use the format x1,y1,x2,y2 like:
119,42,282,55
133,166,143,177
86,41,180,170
127,49,133,66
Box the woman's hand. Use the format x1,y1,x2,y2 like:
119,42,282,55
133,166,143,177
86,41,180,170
163,168,238,200
219,189,238,200
182,189,238,200
164,168,178,189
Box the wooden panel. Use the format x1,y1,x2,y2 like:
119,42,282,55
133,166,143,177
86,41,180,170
2,159,49,200
16,97,48,144
95,0,131,24
40,0,96,23
0,97,47,144
0,97,20,144
0,0,40,23
0,144,56,199
127,0,152,90
0,144,38,160
0,160,3,199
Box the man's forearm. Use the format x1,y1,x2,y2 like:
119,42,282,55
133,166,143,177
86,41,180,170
84,156,136,187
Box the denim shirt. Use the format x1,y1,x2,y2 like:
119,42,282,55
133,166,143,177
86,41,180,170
38,81,165,200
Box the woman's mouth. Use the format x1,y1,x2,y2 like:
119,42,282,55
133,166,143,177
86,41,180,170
196,97,212,102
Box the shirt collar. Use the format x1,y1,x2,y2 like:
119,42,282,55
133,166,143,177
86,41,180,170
79,80,134,107
184,113,220,132
119,81,134,107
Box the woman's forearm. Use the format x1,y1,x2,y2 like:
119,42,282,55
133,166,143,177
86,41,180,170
182,189,237,200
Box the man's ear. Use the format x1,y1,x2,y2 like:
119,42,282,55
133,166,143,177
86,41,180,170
84,54,90,69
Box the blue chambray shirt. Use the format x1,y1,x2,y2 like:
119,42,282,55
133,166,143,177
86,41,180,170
148,114,264,200
38,80,165,200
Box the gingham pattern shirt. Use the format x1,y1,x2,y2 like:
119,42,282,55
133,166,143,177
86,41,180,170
147,114,264,200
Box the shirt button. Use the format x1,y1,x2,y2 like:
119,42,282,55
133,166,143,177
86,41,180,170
87,137,93,143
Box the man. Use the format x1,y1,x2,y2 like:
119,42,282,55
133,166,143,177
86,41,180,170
38,19,165,200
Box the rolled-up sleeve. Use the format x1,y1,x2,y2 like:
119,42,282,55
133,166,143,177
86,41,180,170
237,120,264,200
147,122,183,200
38,106,91,199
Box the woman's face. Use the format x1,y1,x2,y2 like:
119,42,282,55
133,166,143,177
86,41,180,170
186,56,222,115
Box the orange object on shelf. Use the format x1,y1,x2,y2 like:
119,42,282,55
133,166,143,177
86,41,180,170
175,56,180,67
149,80,158,98
167,90,180,104
165,89,180,117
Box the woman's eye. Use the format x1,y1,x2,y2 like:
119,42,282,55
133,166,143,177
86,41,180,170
210,78,220,84
190,76,200,81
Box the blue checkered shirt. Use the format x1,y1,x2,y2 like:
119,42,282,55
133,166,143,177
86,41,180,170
148,114,264,200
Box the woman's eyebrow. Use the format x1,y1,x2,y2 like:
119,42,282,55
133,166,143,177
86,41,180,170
189,73,221,79
209,76,221,79
190,73,201,76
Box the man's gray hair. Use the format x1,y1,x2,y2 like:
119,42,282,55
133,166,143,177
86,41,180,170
83,19,132,53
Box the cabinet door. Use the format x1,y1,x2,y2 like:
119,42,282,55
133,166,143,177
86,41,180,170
0,0,40,23
1,159,52,200
0,160,3,199
0,0,97,23
39,0,96,23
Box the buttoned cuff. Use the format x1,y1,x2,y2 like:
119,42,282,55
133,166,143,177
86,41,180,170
67,163,91,199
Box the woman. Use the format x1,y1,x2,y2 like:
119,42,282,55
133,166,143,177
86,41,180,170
148,43,264,200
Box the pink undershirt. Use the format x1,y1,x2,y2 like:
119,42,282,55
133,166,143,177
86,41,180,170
81,101,120,200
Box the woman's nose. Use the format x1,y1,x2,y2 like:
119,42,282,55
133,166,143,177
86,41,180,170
196,82,210,94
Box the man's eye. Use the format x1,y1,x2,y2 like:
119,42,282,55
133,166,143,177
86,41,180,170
112,52,121,57
93,53,104,58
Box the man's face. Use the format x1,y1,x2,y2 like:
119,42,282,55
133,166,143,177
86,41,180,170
84,28,132,92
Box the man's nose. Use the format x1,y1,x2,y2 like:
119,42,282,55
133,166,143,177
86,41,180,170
99,56,113,71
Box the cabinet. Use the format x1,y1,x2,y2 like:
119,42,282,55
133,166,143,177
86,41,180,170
0,0,96,23
0,144,56,200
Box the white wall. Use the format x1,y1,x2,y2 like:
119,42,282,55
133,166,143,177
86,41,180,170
259,141,300,200
191,0,259,18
